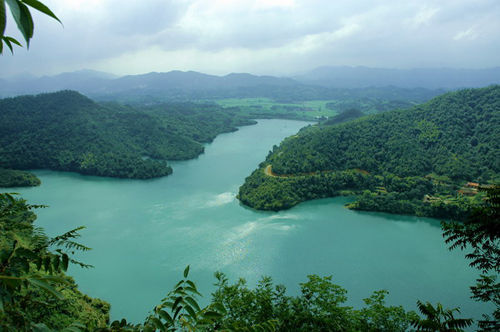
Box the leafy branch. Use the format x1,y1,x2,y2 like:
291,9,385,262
1,0,61,54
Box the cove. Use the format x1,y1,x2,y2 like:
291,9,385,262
10,119,487,323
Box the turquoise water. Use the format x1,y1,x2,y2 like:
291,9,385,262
10,119,487,323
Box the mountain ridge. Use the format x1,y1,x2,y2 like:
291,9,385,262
1,67,498,100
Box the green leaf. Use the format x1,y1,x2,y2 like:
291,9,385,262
18,2,34,47
37,275,70,285
19,257,30,273
174,286,185,295
27,277,63,300
183,265,190,278
172,296,183,310
61,327,83,332
43,256,51,272
150,317,166,331
143,325,155,332
22,0,61,23
203,311,222,320
1,1,6,37
61,253,69,271
185,286,202,297
31,323,54,332
211,302,226,315
184,296,201,312
159,310,174,325
184,304,197,320
5,0,28,44
35,256,42,270
173,305,183,321
185,280,198,291
174,280,184,289
52,255,60,271
162,301,175,308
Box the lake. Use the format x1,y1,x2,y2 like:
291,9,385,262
10,119,487,323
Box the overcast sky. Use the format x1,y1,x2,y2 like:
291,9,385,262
2,0,500,77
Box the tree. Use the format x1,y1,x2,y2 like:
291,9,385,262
442,185,500,331
1,0,60,54
411,301,473,332
0,193,101,331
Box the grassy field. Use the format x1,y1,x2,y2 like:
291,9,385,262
215,98,339,121
214,97,415,121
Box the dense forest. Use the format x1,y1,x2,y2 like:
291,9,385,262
0,169,40,187
239,86,500,219
0,91,255,184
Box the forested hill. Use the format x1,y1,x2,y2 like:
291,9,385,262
0,91,254,182
238,86,500,218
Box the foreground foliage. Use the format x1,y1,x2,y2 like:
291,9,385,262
0,193,109,330
442,185,500,330
411,301,473,332
1,0,60,54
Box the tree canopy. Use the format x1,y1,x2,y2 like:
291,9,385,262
238,86,500,219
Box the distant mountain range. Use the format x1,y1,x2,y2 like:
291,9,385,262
1,67,499,101
295,66,500,89
0,70,296,98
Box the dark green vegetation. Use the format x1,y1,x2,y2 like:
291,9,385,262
0,193,109,331
442,185,500,330
239,86,500,219
0,168,40,187
0,91,254,182
322,108,365,125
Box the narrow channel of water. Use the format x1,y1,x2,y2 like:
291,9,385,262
10,119,486,323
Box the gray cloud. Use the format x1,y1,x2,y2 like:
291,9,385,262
1,0,499,77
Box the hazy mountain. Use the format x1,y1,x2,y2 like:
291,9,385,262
0,70,298,97
0,69,117,97
102,71,297,93
295,66,500,89
2,67,496,101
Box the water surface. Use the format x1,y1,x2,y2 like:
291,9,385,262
11,119,486,323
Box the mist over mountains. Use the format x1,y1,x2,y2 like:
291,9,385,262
295,66,500,89
1,66,499,102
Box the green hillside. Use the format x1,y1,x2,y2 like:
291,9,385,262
0,91,254,182
238,86,500,219
0,169,41,187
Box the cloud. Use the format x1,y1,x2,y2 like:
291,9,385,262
412,6,440,27
2,0,500,77
453,27,478,41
